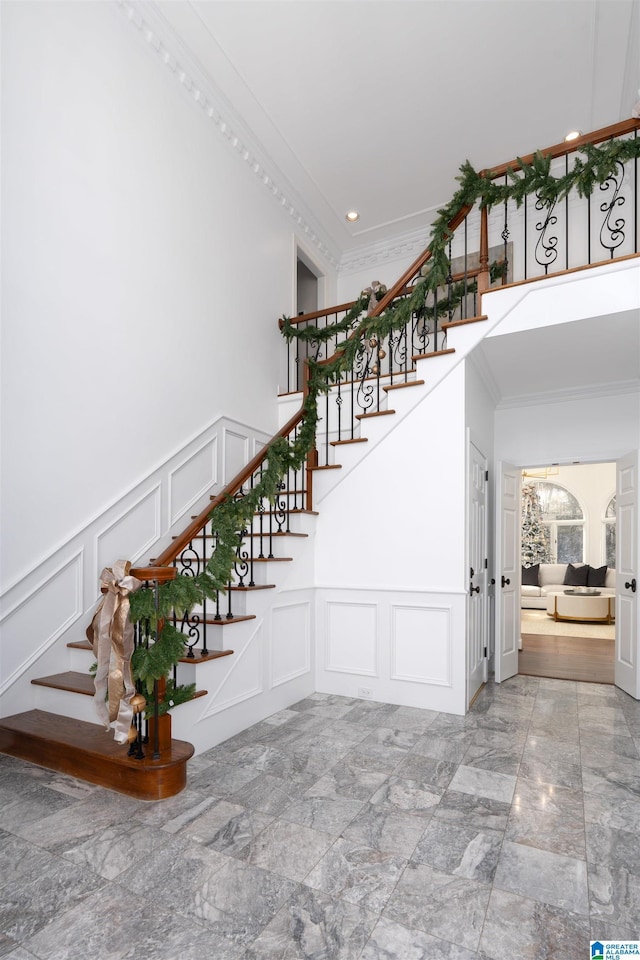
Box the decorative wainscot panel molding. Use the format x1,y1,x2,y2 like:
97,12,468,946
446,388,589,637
315,588,466,715
0,414,271,723
271,600,312,687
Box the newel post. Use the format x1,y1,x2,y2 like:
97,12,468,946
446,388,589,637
477,204,491,296
130,565,177,759
302,358,318,511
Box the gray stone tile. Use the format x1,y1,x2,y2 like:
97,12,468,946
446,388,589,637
505,801,586,860
169,798,274,856
369,776,441,819
312,719,372,744
478,886,590,960
447,765,516,805
7,788,141,850
244,885,377,960
0,854,105,942
230,772,317,816
361,915,478,960
23,886,243,960
383,861,491,952
305,838,406,913
585,821,640,875
580,731,639,761
393,754,457,793
519,735,582,789
185,758,261,795
460,740,523,777
282,793,364,835
238,819,334,881
181,857,299,945
589,860,640,932
513,778,584,820
341,803,428,858
342,702,401,727
412,818,503,882
432,789,511,832
313,753,394,802
493,840,588,916
583,791,640,833
61,819,176,880
410,735,468,765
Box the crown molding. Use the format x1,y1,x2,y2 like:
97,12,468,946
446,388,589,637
495,377,640,410
117,0,341,269
338,225,430,276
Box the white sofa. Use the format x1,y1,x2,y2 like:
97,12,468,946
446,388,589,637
521,563,616,609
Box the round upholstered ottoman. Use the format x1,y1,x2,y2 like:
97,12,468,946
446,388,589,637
546,592,614,624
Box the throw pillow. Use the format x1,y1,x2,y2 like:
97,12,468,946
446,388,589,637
587,564,608,587
521,564,540,586
563,563,589,586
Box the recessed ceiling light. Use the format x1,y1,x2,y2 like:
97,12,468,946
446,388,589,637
345,210,360,222
564,130,582,142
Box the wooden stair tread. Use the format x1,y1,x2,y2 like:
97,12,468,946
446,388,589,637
68,640,92,651
32,671,95,696
356,409,396,420
412,347,456,361
383,379,425,392
185,615,255,626
178,649,233,664
309,464,342,471
251,556,293,562
244,531,308,538
442,314,487,330
229,583,276,592
330,438,368,447
0,709,194,801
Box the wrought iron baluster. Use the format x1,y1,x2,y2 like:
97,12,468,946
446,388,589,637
534,192,558,274
502,177,510,285
598,159,626,258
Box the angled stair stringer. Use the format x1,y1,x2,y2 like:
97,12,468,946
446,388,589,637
163,510,319,755
311,315,493,506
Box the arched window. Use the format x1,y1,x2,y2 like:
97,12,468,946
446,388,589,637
522,481,585,564
604,494,616,568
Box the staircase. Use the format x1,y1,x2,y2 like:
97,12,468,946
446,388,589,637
1,119,639,798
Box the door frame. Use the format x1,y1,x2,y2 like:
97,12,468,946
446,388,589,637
491,453,639,698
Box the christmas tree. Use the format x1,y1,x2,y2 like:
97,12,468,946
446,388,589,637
521,483,551,566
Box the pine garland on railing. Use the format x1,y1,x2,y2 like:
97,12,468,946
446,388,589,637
127,129,640,708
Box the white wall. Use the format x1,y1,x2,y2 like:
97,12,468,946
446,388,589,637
314,363,468,714
0,1,337,590
495,391,640,470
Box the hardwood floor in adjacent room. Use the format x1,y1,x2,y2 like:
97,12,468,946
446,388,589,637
519,632,614,684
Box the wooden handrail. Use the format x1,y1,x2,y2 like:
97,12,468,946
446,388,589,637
151,405,306,568
152,121,639,573
486,118,640,180
279,300,359,328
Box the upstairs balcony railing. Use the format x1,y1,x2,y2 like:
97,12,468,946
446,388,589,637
281,120,640,446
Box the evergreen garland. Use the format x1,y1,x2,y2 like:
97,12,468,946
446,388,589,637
128,129,640,709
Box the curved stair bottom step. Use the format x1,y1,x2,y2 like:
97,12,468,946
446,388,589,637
0,710,194,801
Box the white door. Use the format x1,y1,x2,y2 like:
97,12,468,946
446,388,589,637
615,452,639,698
495,462,520,683
467,439,488,704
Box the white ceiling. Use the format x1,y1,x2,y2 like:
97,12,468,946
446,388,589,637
474,309,640,405
149,0,639,406
156,0,639,262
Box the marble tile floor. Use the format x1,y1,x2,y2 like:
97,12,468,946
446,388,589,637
2,676,640,960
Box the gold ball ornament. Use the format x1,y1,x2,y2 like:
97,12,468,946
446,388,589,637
372,363,379,374
369,337,378,348
378,348,386,360
130,693,147,714
126,725,138,743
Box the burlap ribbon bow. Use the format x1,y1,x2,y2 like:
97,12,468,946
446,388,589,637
87,560,142,743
